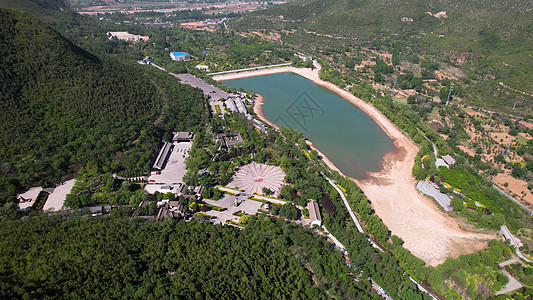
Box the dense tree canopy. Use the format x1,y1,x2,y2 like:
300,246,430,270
0,8,207,204
0,215,374,299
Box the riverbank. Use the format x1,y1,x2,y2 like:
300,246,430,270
214,66,493,266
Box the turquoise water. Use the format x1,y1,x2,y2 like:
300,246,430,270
223,72,395,179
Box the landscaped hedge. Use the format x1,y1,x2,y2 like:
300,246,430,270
31,191,49,210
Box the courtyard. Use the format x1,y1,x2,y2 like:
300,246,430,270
145,141,191,193
203,194,263,225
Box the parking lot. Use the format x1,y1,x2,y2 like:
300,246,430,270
17,187,43,210
175,74,230,101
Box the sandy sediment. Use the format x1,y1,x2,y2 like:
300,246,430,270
253,94,278,129
213,65,318,82
214,66,494,266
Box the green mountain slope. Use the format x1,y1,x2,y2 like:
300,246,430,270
236,0,532,52
233,0,532,113
0,0,82,30
0,8,205,202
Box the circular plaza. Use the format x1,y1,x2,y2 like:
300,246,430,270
228,162,285,196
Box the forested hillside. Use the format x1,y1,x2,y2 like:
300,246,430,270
0,216,374,299
0,0,78,28
232,0,533,114
0,9,206,203
235,0,532,51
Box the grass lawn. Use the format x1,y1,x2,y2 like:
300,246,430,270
393,96,408,104
205,204,226,211
516,134,529,145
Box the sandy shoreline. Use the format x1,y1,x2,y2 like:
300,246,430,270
214,66,494,266
252,94,278,129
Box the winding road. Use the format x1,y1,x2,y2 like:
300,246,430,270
320,171,437,300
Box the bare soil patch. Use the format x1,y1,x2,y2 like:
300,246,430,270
355,133,493,266
494,173,533,206
489,132,515,145
520,120,533,129
459,145,477,157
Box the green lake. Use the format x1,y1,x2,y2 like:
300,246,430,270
223,72,395,179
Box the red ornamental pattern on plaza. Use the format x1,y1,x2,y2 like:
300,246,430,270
229,162,285,196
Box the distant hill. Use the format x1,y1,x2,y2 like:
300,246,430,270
235,0,532,53
0,0,81,29
0,8,205,202
0,0,157,61
233,0,533,114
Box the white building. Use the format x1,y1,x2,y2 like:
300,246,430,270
442,155,456,166
107,31,149,42
170,52,190,61
308,200,322,226
139,56,153,65
195,64,210,72
235,98,247,114
226,98,237,113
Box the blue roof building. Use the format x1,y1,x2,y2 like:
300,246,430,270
170,52,190,61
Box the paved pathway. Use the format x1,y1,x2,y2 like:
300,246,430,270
321,172,365,234
372,280,393,300
499,257,520,267
416,180,452,211
321,226,392,299
496,269,523,295
320,171,438,299
322,226,346,253
492,184,533,216
501,225,533,263
174,73,230,101
207,63,292,76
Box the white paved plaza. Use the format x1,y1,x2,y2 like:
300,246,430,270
17,179,76,211
17,187,42,210
144,183,181,194
148,142,191,184
43,179,75,211
228,162,285,196
203,194,263,225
